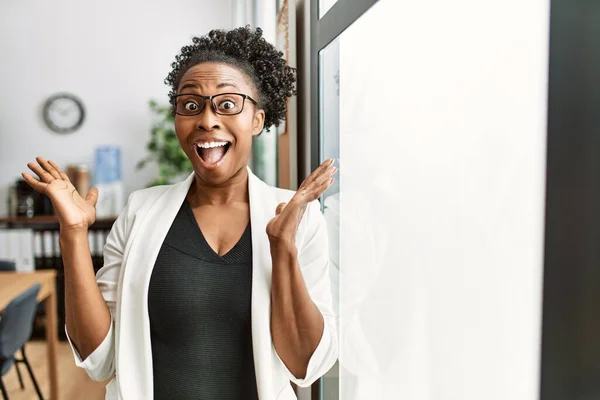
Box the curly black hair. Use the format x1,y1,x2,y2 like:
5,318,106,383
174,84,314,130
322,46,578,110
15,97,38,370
165,25,296,131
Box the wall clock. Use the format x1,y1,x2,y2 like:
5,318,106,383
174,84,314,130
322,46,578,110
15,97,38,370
42,93,86,133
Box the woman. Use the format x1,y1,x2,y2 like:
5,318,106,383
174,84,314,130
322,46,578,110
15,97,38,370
22,26,338,400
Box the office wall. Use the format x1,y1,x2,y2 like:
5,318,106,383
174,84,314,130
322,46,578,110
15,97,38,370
0,0,234,216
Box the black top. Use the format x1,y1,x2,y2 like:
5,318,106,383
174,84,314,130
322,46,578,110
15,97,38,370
148,200,259,400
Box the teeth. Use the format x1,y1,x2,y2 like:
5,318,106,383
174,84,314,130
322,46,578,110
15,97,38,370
196,141,228,149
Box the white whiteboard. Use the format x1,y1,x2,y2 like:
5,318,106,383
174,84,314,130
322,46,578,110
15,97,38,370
332,0,550,399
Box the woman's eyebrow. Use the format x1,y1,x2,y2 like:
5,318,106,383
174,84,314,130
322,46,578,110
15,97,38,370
178,82,241,92
178,82,198,92
216,82,240,91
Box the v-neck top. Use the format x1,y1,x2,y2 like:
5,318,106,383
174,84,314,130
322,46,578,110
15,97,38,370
147,199,258,400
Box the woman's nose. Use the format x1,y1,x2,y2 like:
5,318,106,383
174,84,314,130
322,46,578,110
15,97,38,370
195,100,221,131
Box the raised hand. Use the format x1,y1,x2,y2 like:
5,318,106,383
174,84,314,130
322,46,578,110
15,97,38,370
266,158,337,247
22,157,98,232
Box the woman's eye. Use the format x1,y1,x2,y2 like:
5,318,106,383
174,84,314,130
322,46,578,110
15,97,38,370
184,101,198,111
220,100,235,110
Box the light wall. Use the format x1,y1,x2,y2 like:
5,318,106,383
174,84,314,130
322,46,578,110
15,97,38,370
0,0,234,216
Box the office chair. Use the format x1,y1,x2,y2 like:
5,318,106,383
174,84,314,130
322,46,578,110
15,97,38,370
0,283,44,400
0,261,16,272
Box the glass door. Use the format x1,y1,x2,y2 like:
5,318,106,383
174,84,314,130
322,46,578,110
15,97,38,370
309,1,379,399
318,34,340,400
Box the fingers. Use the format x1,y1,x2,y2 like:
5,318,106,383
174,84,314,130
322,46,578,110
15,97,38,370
48,160,70,181
301,158,335,187
303,178,334,202
36,157,61,180
27,161,55,183
316,177,335,195
27,157,65,183
23,157,69,194
313,166,337,187
86,187,99,207
297,163,337,199
21,172,48,193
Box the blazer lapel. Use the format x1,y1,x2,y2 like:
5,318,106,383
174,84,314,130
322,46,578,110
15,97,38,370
116,173,195,399
248,168,280,400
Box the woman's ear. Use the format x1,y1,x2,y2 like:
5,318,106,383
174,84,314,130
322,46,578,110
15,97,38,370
252,109,266,136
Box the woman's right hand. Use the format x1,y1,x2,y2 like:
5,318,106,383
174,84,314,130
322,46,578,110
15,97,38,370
22,157,98,232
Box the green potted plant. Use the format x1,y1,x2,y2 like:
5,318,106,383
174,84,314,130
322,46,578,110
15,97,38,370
136,100,192,186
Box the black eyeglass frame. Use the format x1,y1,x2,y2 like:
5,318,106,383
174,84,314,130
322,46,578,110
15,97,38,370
173,92,258,116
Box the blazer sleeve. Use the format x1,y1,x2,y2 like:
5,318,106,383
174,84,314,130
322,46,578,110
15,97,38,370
277,199,339,387
65,194,133,382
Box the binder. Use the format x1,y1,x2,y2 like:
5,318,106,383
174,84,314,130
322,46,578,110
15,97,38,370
17,229,35,272
0,229,35,272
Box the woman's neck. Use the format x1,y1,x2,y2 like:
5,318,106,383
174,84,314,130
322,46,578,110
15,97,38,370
187,167,249,207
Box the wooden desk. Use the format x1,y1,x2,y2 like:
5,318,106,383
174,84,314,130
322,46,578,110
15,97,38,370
0,217,116,341
0,271,59,400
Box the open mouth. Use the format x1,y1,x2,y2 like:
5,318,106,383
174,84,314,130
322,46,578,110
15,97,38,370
194,141,232,167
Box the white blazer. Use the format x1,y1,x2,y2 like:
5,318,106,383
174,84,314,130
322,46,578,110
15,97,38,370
67,168,338,400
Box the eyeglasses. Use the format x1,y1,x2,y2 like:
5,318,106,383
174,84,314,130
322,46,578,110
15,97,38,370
173,93,258,116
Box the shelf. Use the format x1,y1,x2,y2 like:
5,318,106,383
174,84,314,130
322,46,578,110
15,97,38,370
0,215,117,229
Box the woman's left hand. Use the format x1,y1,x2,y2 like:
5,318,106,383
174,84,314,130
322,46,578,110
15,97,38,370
266,158,337,248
